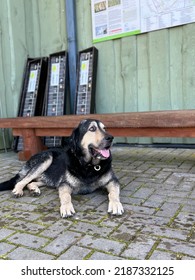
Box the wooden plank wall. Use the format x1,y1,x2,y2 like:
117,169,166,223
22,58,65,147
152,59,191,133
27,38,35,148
77,2,195,144
1,0,195,148
0,0,67,149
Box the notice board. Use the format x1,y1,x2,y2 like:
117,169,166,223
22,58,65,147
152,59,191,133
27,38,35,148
91,0,195,43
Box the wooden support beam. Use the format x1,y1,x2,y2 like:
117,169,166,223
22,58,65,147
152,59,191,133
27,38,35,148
13,128,46,160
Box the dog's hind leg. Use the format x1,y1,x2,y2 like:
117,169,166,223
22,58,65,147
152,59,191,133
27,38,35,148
58,185,75,218
27,181,45,196
12,156,52,197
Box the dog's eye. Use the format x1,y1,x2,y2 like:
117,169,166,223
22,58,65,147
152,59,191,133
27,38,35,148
89,126,96,132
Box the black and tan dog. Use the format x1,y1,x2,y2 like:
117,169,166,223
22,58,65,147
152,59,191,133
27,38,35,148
0,119,124,218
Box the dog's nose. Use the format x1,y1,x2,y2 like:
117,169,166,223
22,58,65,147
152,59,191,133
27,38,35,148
105,135,114,141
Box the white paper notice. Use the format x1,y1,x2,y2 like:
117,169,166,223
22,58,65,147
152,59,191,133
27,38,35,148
140,0,195,33
50,63,60,86
27,70,38,93
91,0,140,43
91,0,195,43
80,60,89,86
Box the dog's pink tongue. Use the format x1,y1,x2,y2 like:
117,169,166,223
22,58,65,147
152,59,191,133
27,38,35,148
98,149,110,158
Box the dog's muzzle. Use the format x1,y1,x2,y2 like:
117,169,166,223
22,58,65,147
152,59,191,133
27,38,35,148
89,135,113,159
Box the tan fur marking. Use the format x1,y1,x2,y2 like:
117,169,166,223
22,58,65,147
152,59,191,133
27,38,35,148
81,121,106,161
59,185,75,217
12,156,52,197
65,170,80,188
97,171,112,186
99,122,106,131
106,182,124,215
27,181,45,195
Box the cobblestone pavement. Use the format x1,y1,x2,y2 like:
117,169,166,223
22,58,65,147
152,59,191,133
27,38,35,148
0,146,195,260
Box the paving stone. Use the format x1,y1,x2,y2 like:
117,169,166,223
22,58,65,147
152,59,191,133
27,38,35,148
121,235,157,259
85,193,107,207
0,192,12,199
10,210,41,221
9,220,46,234
123,204,156,215
153,171,172,181
7,247,54,260
110,222,140,242
32,193,59,204
190,189,195,198
166,197,190,204
182,201,195,211
58,245,91,260
70,221,113,237
176,181,195,191
0,229,15,240
89,251,124,260
170,211,195,229
8,201,38,211
155,202,180,218
43,231,82,255
162,173,183,185
76,206,107,222
100,216,123,228
120,196,143,205
0,242,16,256
122,181,143,192
145,167,161,175
126,212,170,226
36,212,60,225
157,238,195,257
0,200,16,209
132,187,155,200
143,194,165,208
7,232,49,249
149,250,178,260
78,235,125,255
40,219,73,238
162,189,190,198
0,216,13,228
181,255,195,260
141,225,189,240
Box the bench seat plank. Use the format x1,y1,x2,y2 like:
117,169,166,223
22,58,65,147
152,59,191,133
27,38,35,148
12,127,195,138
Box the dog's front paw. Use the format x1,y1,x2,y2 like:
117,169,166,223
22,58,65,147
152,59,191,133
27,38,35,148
30,188,41,196
27,184,41,196
108,201,124,216
60,203,75,218
12,188,24,197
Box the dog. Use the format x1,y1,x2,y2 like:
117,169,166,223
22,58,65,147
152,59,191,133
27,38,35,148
0,119,124,218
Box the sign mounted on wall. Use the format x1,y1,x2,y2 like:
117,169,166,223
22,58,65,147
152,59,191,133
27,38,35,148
91,0,195,43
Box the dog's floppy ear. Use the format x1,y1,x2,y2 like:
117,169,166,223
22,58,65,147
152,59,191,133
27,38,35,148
80,119,87,124
69,119,88,154
69,126,80,153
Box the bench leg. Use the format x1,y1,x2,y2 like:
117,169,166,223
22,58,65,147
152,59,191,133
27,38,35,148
13,129,46,161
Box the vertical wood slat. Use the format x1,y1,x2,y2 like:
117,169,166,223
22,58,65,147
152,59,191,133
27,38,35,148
148,30,171,143
137,33,151,144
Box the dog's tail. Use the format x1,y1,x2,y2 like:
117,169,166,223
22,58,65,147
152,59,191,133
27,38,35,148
0,174,20,191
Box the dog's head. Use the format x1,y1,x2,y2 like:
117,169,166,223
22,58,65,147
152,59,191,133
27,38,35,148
69,119,113,164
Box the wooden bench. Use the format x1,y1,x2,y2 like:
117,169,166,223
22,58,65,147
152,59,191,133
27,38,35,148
1,110,195,160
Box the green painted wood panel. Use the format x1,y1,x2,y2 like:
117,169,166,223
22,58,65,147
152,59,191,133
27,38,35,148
0,0,67,149
1,0,195,148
